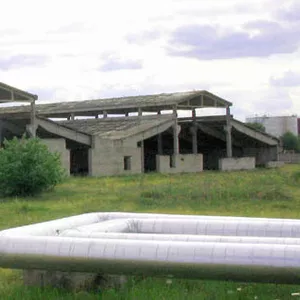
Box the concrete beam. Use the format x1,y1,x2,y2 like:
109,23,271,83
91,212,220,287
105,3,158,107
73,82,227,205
196,123,242,148
231,120,278,146
129,120,174,142
36,117,91,146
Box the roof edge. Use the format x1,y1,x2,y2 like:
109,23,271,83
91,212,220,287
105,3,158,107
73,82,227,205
0,82,38,101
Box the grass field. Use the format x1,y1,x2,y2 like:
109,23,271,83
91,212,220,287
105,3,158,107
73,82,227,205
1,165,300,299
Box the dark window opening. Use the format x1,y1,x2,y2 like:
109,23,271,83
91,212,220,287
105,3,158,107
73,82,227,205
124,156,132,170
170,155,176,168
70,148,89,175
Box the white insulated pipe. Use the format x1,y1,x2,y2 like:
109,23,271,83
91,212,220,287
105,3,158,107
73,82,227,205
59,231,300,245
2,212,300,283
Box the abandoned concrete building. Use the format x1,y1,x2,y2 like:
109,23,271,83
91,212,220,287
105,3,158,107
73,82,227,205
0,82,280,176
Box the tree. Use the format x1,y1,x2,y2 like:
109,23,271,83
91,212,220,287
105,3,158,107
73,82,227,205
245,122,266,132
0,137,66,197
281,131,300,153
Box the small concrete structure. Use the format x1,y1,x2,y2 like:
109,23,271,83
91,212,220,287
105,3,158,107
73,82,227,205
156,154,203,173
219,157,256,171
279,153,300,164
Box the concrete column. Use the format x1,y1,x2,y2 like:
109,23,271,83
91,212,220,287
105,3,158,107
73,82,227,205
192,128,198,154
192,109,198,154
173,107,179,155
225,106,232,158
192,108,196,119
140,140,144,173
30,100,36,137
125,112,129,117
103,111,108,118
138,108,142,117
70,113,75,121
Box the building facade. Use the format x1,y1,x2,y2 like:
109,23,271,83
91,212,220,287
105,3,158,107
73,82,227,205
246,115,298,138
0,82,280,176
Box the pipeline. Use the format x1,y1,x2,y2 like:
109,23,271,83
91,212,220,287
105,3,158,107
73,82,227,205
1,212,300,283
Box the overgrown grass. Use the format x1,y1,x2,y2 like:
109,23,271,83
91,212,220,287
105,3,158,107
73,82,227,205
1,165,300,299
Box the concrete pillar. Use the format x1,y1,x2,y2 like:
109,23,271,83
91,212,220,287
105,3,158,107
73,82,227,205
30,100,36,137
88,137,95,176
192,127,198,154
172,107,179,168
276,145,280,161
138,108,142,117
140,140,144,173
125,112,129,117
225,106,232,158
70,113,75,121
173,107,179,156
192,109,198,154
103,111,108,118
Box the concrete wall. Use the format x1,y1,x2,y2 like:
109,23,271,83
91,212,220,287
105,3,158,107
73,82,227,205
219,157,255,171
156,154,203,174
278,153,300,164
246,116,298,138
42,138,70,175
243,146,278,166
88,137,142,176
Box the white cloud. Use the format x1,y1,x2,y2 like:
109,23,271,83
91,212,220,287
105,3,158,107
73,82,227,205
0,0,299,121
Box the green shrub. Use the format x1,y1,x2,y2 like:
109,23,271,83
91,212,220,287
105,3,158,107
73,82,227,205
0,137,65,197
245,122,266,132
281,131,300,152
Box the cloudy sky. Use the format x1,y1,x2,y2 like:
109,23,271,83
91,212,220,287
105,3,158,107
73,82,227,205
1,0,299,121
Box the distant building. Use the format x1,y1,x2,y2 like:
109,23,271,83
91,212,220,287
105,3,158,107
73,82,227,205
246,115,298,138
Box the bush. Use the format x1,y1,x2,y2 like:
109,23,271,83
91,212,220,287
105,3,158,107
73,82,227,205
0,137,66,197
281,131,300,152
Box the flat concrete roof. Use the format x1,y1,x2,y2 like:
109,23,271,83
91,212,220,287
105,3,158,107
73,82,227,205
60,115,175,140
0,90,231,118
179,115,279,146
